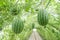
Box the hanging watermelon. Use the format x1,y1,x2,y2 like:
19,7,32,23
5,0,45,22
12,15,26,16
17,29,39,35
12,18,24,34
10,6,20,16
37,9,49,26
32,23,35,29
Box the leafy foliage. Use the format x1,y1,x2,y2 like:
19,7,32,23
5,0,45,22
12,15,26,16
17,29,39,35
0,0,60,40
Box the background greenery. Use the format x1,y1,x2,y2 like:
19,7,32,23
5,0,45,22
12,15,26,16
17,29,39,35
0,0,60,40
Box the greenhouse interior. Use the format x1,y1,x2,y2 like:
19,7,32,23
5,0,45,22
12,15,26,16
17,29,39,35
0,0,60,40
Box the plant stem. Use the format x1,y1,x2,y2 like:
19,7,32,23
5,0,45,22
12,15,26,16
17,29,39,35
45,0,51,9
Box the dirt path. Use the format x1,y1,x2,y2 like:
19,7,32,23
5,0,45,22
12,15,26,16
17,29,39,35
29,29,43,40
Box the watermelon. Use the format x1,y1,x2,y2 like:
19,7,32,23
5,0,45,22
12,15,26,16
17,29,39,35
10,6,20,16
12,18,24,34
37,9,49,26
32,23,35,29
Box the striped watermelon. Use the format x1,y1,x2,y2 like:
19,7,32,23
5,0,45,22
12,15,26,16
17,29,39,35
12,18,24,34
37,9,49,26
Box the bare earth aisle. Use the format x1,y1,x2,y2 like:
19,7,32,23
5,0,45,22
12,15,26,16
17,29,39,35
29,29,43,40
